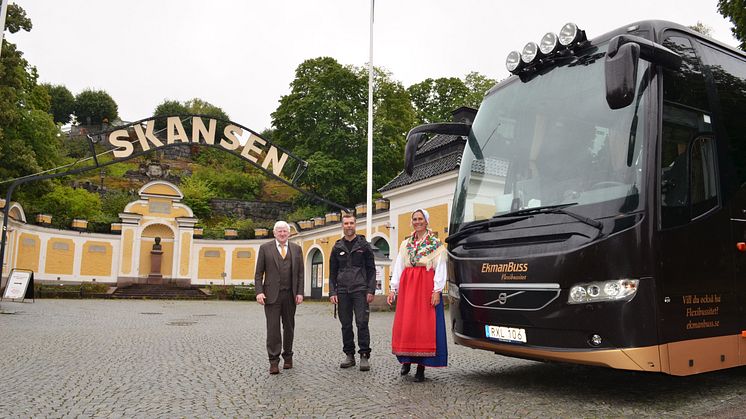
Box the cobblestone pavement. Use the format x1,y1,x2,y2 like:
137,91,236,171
1,299,746,418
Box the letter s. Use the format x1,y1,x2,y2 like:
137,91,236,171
109,129,134,158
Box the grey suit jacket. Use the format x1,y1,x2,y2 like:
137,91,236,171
254,240,304,304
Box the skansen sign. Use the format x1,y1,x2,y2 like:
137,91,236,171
106,115,300,179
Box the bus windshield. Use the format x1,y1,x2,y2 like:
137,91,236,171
452,44,649,231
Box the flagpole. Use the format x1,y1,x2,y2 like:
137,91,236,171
366,0,374,240
0,0,9,59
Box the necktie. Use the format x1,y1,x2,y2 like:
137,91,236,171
280,243,286,259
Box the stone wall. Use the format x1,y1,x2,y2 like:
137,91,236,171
209,199,292,223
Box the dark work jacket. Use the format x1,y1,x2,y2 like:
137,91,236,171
329,235,376,296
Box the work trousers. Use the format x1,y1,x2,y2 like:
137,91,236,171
337,291,371,355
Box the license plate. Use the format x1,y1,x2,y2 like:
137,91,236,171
485,325,527,343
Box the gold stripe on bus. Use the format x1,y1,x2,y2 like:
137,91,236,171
455,333,746,376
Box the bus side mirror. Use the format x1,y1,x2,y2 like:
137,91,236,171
404,132,427,175
403,122,471,175
605,34,682,110
605,42,640,109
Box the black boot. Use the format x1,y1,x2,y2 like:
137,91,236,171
340,353,355,368
359,353,371,371
400,363,411,376
414,365,425,382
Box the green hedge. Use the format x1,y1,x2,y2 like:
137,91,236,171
33,283,110,298
205,284,256,301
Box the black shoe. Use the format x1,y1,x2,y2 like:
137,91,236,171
340,354,356,368
414,365,425,382
359,353,370,371
400,363,411,376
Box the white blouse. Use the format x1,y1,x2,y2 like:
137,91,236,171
389,241,447,293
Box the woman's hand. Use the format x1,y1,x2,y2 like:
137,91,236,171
431,291,440,306
387,291,396,306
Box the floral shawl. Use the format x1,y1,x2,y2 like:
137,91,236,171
401,230,445,270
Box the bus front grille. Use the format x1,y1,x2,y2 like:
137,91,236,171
460,285,560,311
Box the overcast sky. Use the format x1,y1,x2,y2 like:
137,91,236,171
8,0,738,131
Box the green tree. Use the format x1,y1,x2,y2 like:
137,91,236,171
153,99,191,135
408,77,469,124
718,0,746,49
153,97,235,165
689,21,713,37
74,89,119,125
153,99,190,118
181,98,233,166
180,176,217,220
464,72,497,108
185,98,229,120
100,190,135,221
4,3,31,33
358,66,417,190
153,98,229,121
191,166,262,200
42,84,75,124
408,72,496,124
0,4,62,203
35,185,103,228
271,57,415,207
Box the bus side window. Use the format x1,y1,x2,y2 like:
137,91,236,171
698,42,746,186
690,136,718,219
660,35,713,229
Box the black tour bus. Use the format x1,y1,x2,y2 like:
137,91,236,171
404,20,746,375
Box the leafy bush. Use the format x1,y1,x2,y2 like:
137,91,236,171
191,165,262,200
34,283,110,298
287,205,326,222
35,184,103,228
180,176,217,219
202,217,255,239
101,190,135,217
205,284,256,300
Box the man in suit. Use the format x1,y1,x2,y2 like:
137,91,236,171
255,220,305,375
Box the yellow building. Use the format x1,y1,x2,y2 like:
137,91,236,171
1,133,468,296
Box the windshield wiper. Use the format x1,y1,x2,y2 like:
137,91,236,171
445,216,530,244
496,202,603,231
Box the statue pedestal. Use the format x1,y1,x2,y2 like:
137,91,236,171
148,249,163,284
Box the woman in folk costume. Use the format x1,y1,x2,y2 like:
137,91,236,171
386,208,448,382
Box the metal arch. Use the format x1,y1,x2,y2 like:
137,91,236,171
0,115,351,285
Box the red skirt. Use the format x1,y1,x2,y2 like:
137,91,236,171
391,266,436,357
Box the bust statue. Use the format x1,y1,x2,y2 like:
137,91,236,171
149,236,164,281
152,236,162,251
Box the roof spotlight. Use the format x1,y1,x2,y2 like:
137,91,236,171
539,32,559,55
559,22,584,47
521,42,539,64
506,50,523,73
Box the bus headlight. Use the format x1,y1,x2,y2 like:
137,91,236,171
568,279,639,304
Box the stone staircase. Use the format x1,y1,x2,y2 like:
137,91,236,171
111,284,209,300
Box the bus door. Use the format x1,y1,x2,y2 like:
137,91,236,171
697,38,746,346
657,34,735,374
